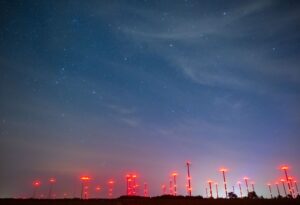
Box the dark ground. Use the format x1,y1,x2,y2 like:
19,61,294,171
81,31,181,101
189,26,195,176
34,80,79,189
1,197,300,205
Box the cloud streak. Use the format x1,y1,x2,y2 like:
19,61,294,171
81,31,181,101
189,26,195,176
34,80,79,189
114,0,300,92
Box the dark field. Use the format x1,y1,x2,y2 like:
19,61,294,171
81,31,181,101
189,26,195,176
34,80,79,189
2,197,300,205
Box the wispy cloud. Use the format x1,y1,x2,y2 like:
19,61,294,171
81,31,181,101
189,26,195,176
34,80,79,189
112,0,300,92
121,0,276,41
120,117,140,127
106,104,136,115
106,103,141,127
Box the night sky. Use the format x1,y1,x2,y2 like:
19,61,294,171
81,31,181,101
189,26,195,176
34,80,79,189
1,0,300,199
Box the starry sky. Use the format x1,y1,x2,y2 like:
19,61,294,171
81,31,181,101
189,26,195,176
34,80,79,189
0,0,300,199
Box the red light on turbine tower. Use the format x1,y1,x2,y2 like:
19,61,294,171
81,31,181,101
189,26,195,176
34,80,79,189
172,172,178,196
219,167,228,198
32,180,41,199
33,180,41,187
169,177,173,195
126,174,131,196
280,165,293,197
80,176,91,199
48,178,56,199
108,180,114,198
131,174,138,195
186,161,192,196
128,178,132,195
95,185,101,198
125,174,139,196
281,166,289,170
243,177,250,195
49,178,56,183
144,183,148,197
219,168,228,172
172,172,178,176
288,176,296,197
80,176,91,181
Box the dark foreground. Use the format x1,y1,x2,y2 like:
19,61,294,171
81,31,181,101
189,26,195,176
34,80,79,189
2,197,300,205
0,197,300,205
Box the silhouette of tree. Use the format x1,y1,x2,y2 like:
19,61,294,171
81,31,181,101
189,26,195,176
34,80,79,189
247,191,258,199
228,192,238,199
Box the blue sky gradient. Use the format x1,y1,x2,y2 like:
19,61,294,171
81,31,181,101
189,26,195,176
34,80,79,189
0,0,300,198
